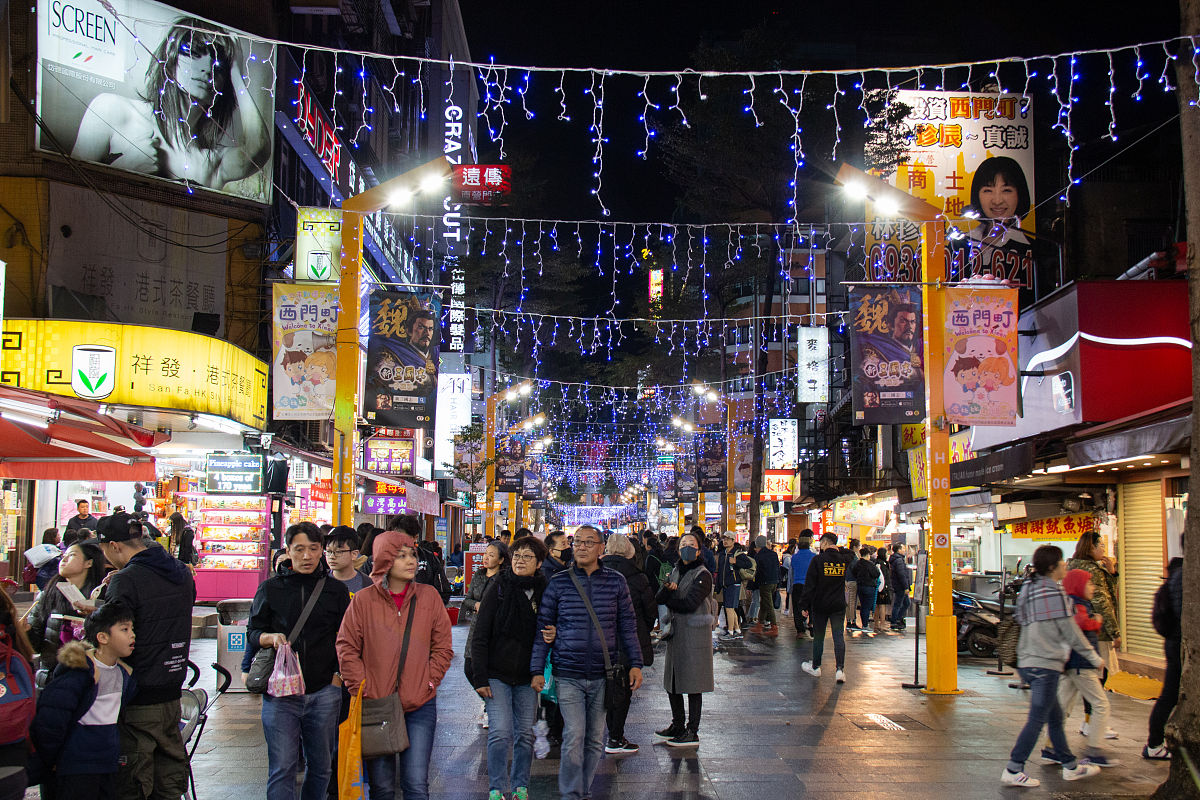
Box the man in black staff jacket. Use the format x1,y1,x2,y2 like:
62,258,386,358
88,511,195,800
800,533,855,684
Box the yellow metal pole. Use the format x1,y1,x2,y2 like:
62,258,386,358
508,492,517,535
724,397,736,535
921,218,961,696
332,212,364,527
485,392,497,540
678,505,685,537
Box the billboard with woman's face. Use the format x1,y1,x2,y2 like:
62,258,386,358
36,0,276,203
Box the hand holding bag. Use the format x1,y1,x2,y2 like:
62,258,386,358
567,568,630,713
247,577,327,695
267,642,305,697
360,599,416,757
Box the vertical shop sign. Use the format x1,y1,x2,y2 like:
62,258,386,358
796,326,829,403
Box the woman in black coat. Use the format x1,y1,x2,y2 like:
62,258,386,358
599,534,657,754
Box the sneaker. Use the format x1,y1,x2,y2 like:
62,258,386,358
764,626,779,638
666,729,700,747
1143,744,1171,760
604,738,639,754
655,723,686,740
1105,728,1120,740
1000,770,1040,788
801,661,821,677
1062,763,1101,781
513,789,528,800
1080,721,1120,739
1039,748,1067,765
835,669,845,684
1080,755,1120,768
846,622,861,630
488,791,505,800
718,631,741,642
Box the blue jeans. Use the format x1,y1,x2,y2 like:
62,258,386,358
556,676,606,800
262,683,342,800
1008,667,1077,772
891,590,910,626
362,697,437,800
484,680,537,793
857,586,877,628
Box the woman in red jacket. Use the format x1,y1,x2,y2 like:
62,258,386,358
336,529,453,800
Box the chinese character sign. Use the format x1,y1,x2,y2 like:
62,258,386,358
943,287,1020,426
495,438,525,494
295,207,342,282
365,290,442,429
864,91,1036,285
674,454,698,503
796,326,829,403
452,164,512,205
440,267,472,354
849,287,926,425
1009,513,1097,541
768,418,799,470
695,434,726,493
271,283,338,421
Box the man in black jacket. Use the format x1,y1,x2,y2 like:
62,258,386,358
91,511,195,800
248,522,351,800
889,544,912,631
1144,542,1183,760
751,536,781,637
800,533,854,683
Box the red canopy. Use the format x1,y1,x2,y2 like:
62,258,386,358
0,386,166,480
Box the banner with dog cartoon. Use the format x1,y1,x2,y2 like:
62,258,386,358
943,287,1020,426
271,283,337,421
849,286,926,425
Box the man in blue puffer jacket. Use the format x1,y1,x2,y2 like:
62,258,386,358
531,524,643,800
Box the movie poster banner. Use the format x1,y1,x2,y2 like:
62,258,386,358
271,284,337,421
523,455,542,500
674,454,698,503
850,287,926,425
35,0,276,203
943,287,1019,426
365,291,442,428
495,438,524,493
695,434,726,493
657,463,677,507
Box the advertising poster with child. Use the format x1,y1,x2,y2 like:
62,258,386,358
943,287,1020,426
271,283,337,420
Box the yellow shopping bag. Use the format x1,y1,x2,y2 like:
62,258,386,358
338,681,366,800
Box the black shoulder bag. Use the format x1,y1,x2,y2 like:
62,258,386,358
361,599,417,756
246,577,327,694
567,568,630,712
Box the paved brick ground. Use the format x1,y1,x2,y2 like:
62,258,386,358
163,609,1171,800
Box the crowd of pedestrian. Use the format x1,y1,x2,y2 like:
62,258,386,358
1,517,1186,800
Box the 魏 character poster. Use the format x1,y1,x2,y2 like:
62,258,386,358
365,291,442,429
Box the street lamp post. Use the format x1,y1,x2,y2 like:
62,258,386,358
833,162,960,696
333,157,451,526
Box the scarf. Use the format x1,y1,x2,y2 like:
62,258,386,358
1014,574,1071,625
495,567,545,625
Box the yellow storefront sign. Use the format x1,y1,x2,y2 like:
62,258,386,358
1,319,267,429
1008,513,1097,541
908,430,975,500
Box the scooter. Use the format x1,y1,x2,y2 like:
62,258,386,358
954,590,1001,658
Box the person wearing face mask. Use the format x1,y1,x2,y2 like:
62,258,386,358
336,530,453,800
654,532,715,748
248,522,351,800
542,531,571,581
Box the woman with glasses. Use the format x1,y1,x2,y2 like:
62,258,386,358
470,537,550,800
465,540,509,727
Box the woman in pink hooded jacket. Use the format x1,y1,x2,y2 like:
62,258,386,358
336,530,453,800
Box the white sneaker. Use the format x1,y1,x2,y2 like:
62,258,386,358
835,669,845,684
1105,727,1119,740
801,661,821,677
1080,721,1120,739
1062,763,1101,781
1000,770,1039,787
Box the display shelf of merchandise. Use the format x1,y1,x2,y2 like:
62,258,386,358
192,494,269,602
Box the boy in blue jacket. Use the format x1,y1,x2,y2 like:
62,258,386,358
31,602,137,799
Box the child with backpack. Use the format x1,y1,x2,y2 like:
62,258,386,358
1041,569,1118,768
0,591,36,800
31,602,137,800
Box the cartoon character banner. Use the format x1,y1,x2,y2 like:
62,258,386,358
271,283,337,421
495,438,525,494
849,287,926,425
365,290,441,429
695,434,727,493
523,455,542,500
657,463,677,507
674,454,698,503
35,0,276,203
865,90,1036,285
943,287,1019,426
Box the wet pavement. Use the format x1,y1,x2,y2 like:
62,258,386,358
154,612,1171,799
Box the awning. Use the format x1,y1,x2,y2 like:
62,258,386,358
0,386,165,480
1067,415,1191,468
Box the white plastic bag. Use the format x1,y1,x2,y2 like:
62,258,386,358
267,642,305,697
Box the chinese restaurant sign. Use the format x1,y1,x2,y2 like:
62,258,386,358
943,287,1020,426
796,326,829,404
1008,513,1098,541
0,319,267,429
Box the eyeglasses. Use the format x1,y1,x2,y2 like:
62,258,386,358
511,552,537,562
326,549,354,556
573,539,601,548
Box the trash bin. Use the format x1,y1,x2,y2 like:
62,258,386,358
216,599,254,692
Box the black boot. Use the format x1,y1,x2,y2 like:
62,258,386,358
655,722,686,739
